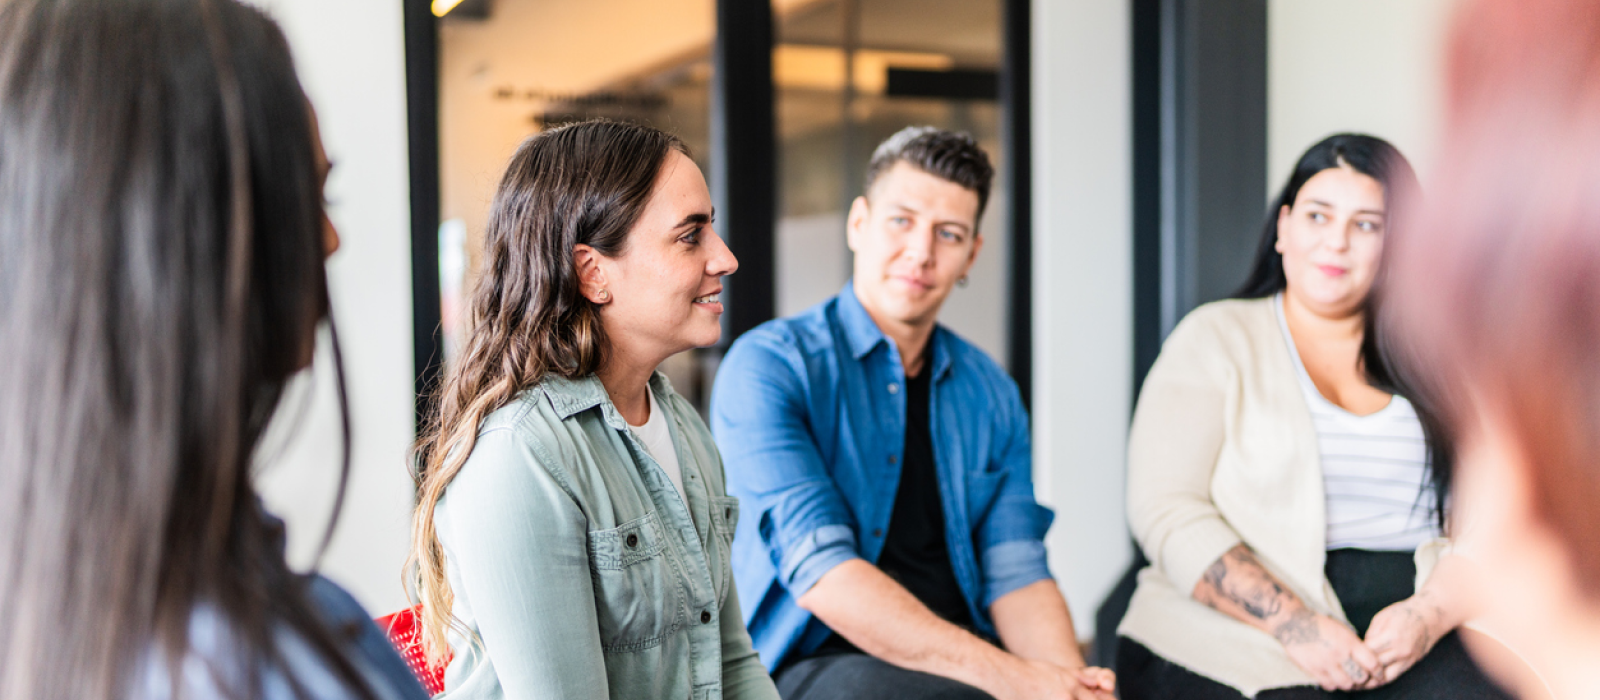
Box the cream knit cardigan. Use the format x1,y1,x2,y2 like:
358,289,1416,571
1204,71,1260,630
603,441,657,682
1118,297,1437,697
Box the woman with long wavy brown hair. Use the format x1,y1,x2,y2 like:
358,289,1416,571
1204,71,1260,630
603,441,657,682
408,120,779,700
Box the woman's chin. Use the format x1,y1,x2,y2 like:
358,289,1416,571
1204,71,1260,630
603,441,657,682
691,329,723,349
669,326,723,352
1295,286,1366,317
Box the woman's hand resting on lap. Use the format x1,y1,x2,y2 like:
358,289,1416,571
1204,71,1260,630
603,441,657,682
1363,596,1443,686
1271,607,1383,691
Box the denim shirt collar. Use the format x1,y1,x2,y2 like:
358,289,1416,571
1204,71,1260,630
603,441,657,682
538,371,675,427
838,280,954,380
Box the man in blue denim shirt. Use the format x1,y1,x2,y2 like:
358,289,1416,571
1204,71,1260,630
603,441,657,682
711,128,1115,700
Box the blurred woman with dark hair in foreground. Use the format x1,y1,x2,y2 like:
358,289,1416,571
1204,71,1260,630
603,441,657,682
0,1,428,698
1385,0,1600,698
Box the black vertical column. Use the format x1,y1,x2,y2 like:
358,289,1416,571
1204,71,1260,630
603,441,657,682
1189,0,1267,307
403,0,443,429
1132,0,1266,395
1131,0,1164,399
712,1,777,344
1001,0,1032,409
1109,0,1266,668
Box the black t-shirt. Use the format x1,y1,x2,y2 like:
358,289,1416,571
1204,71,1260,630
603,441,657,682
814,362,974,656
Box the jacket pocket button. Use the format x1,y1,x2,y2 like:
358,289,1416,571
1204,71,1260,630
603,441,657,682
701,610,712,624
625,533,638,548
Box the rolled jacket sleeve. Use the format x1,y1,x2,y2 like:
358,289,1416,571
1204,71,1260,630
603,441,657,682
975,377,1055,608
712,330,863,596
434,426,610,700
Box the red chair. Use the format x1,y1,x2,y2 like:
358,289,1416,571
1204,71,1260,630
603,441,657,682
376,605,449,695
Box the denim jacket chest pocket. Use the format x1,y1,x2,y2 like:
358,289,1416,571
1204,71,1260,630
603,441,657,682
586,509,685,652
706,496,739,594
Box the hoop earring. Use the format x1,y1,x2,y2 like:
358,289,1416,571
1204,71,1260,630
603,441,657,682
957,276,969,288
596,289,610,302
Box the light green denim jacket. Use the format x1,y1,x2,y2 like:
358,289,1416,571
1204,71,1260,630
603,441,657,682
434,373,779,700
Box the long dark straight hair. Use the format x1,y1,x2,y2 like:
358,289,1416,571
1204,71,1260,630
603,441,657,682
0,1,374,699
1232,133,1451,527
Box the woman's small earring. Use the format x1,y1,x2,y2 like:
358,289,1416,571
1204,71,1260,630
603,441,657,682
596,289,610,302
957,276,969,288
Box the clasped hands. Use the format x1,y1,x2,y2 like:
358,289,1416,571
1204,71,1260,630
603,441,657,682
1274,595,1443,692
994,658,1115,700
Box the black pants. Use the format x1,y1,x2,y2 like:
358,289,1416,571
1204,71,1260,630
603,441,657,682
1117,549,1512,700
775,650,996,700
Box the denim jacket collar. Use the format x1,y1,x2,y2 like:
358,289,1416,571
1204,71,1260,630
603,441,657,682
538,371,676,428
838,281,954,380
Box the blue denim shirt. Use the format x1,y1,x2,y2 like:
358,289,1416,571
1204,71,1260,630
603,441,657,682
710,283,1055,671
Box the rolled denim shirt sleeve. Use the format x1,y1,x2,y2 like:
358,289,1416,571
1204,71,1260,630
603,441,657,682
975,377,1056,609
782,524,860,596
712,331,862,596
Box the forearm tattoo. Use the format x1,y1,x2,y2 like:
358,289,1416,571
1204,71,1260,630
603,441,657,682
1271,608,1319,645
1194,545,1306,637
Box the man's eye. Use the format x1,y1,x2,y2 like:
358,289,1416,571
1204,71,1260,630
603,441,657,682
937,229,963,242
890,216,910,227
1309,212,1328,224
681,228,701,245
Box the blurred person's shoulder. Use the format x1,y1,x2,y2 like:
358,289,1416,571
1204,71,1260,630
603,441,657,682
133,581,427,700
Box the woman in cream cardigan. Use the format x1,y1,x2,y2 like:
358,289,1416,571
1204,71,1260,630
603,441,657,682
1115,134,1508,699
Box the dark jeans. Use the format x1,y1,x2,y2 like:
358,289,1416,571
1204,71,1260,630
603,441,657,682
775,651,996,700
1117,634,1506,700
1116,549,1512,700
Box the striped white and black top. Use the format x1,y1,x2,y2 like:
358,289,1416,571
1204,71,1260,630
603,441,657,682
1275,296,1441,551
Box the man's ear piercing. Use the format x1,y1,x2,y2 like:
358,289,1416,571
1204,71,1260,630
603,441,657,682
957,276,969,288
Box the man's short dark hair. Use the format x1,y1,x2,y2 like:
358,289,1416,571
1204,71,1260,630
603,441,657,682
863,126,995,222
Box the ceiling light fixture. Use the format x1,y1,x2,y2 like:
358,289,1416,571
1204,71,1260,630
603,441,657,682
431,0,465,17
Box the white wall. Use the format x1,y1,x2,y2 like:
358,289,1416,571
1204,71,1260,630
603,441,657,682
1031,0,1134,639
1268,0,1461,188
248,0,418,616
